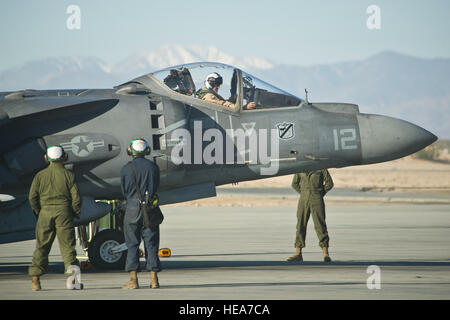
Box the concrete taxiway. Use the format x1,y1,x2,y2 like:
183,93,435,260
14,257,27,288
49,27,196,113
0,203,449,300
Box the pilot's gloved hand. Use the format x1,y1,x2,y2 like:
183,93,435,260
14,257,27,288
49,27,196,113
244,102,256,110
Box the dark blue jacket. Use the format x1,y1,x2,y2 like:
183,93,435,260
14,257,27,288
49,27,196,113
120,156,160,202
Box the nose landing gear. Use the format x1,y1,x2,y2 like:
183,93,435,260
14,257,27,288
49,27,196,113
88,229,127,270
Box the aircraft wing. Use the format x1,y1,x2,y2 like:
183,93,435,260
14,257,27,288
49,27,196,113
0,92,118,153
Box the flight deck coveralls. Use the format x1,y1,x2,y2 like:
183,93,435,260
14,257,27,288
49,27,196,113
292,169,334,249
28,162,81,276
120,156,161,272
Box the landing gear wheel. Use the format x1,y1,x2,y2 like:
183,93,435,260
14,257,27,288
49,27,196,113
88,229,126,270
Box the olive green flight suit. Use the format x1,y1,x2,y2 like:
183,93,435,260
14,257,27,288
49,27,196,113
197,87,235,108
292,169,334,249
28,162,82,276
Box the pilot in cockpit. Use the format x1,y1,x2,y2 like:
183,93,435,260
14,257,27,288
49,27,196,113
196,73,256,110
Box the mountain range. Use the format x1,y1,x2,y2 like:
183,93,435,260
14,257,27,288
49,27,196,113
1,45,448,138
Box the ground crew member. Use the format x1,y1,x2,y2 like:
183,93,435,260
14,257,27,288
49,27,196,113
121,138,161,289
28,145,81,291
288,169,334,262
197,72,256,110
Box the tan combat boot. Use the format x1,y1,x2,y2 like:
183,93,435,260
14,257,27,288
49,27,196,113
150,271,160,289
122,271,139,289
31,276,41,291
323,247,332,262
287,247,303,262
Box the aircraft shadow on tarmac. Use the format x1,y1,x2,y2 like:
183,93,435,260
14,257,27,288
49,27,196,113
159,260,450,270
1,258,450,275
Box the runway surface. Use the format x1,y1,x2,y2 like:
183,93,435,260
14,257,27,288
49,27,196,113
0,204,449,300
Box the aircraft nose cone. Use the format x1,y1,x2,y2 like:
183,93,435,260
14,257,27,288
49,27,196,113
357,114,437,165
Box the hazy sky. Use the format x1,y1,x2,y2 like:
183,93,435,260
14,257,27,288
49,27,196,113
0,0,449,71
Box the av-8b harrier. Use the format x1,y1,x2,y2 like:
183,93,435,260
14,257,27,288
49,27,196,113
0,62,436,267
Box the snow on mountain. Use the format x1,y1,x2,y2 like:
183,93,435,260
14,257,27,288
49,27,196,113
0,46,448,137
0,56,115,90
0,44,277,92
111,44,276,80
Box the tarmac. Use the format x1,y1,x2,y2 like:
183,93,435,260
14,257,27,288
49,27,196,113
0,201,449,300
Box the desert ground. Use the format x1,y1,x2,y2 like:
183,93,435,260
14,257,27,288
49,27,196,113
167,155,450,207
1,154,449,301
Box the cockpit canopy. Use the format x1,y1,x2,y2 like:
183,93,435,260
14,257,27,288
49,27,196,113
151,62,302,110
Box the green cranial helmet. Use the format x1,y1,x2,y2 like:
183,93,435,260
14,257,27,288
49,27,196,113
46,145,67,162
127,138,151,156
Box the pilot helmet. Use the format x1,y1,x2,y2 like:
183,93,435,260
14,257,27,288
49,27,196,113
127,138,151,156
205,72,223,89
45,145,68,162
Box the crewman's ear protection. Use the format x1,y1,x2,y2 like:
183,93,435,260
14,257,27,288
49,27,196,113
127,138,151,156
44,145,68,163
44,153,68,163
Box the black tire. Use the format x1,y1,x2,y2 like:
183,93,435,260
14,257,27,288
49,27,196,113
88,229,126,270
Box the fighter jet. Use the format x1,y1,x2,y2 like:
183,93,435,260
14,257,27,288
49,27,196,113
0,62,437,267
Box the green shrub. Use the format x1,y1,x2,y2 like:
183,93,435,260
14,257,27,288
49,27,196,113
413,143,440,160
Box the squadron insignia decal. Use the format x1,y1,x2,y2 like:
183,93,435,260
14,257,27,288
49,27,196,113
276,122,295,140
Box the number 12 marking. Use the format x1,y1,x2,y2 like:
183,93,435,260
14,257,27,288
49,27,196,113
333,128,358,150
